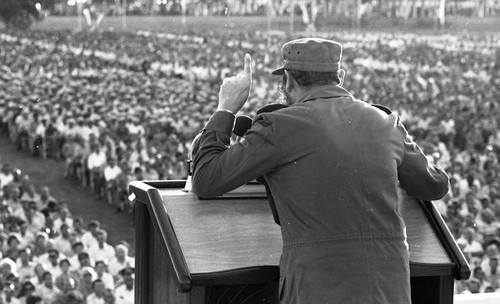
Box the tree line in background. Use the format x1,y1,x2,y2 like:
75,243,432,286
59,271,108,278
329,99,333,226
1,0,499,30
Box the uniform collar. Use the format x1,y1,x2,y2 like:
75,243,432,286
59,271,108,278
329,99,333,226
299,84,353,104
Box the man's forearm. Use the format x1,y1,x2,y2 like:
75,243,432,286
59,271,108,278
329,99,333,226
191,111,235,197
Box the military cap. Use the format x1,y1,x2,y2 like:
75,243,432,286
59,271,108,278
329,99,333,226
272,38,343,75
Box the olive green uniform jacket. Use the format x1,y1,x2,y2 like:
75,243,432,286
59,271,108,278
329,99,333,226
192,85,449,304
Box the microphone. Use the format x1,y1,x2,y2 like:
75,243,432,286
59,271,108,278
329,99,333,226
233,115,252,143
183,132,203,192
232,105,288,140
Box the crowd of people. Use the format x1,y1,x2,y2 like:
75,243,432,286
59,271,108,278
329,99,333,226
0,161,135,303
0,27,499,298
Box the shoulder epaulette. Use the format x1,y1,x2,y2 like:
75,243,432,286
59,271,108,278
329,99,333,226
371,104,392,115
256,103,289,115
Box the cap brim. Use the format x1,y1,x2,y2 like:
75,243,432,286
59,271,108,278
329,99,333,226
271,67,285,75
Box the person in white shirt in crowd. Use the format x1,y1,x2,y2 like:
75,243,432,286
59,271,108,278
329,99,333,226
483,255,500,290
476,208,500,240
42,249,63,278
62,118,78,139
87,144,107,197
53,223,74,258
81,220,100,251
16,248,36,282
103,157,122,209
71,217,87,242
38,186,57,212
35,271,59,304
480,242,500,277
86,278,107,304
94,260,115,290
24,201,46,235
32,115,47,158
18,220,36,249
457,227,485,267
68,242,85,272
88,229,115,265
4,234,22,261
31,232,49,262
79,266,97,299
62,136,85,180
55,258,79,290
0,164,15,189
5,186,27,222
77,252,95,273
108,244,134,282
75,118,93,143
53,206,74,234
114,267,134,304
125,117,145,137
451,172,473,199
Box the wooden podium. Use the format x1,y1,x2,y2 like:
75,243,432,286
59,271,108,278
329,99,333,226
130,180,470,304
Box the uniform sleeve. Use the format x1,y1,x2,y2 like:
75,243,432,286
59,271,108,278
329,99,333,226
192,111,277,198
397,120,450,201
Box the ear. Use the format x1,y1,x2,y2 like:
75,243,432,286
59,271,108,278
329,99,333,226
284,70,295,91
338,69,346,86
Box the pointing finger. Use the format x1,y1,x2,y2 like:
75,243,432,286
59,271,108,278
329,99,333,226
243,53,252,80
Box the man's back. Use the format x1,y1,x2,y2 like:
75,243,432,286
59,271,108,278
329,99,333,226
260,92,406,244
256,89,411,303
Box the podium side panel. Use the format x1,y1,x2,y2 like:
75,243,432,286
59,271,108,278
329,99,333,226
152,231,206,303
136,199,205,304
135,201,150,304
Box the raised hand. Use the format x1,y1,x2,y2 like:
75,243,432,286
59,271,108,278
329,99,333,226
217,53,252,114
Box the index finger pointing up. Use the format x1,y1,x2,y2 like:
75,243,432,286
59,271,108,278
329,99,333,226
244,53,252,80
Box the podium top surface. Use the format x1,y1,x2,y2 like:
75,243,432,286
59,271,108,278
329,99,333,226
151,183,453,276
161,186,282,275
